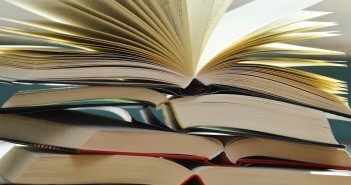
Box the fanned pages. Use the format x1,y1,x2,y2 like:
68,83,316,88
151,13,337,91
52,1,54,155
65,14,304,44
0,0,350,117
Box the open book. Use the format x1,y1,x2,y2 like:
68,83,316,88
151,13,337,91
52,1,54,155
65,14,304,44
1,109,351,170
1,144,351,185
0,0,350,117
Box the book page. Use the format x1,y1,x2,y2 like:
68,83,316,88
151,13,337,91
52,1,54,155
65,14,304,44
64,0,176,61
186,0,215,67
253,43,344,55
3,0,194,75
173,0,192,71
3,1,162,53
115,1,185,62
137,0,182,48
187,0,233,70
141,0,192,73
0,142,15,159
196,0,322,74
153,0,188,49
201,0,233,54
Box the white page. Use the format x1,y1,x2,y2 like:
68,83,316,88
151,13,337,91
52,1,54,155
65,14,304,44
260,10,331,34
69,106,133,122
256,43,344,55
0,142,16,159
201,0,233,52
186,0,215,65
272,21,337,33
196,0,322,73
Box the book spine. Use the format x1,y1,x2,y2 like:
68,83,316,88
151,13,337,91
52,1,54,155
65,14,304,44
181,174,205,185
158,103,182,130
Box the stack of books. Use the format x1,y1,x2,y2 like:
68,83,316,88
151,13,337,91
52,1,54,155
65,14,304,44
0,0,351,184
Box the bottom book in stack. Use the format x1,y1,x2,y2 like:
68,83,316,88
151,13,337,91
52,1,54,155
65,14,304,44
0,142,351,185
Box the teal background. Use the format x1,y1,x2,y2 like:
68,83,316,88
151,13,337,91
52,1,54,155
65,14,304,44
295,62,351,144
0,61,350,144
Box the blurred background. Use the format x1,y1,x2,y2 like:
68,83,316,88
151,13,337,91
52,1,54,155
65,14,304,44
0,0,350,147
